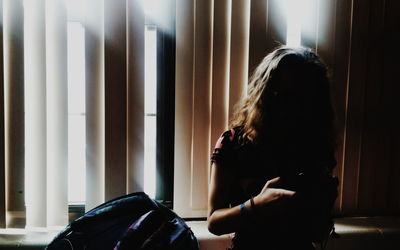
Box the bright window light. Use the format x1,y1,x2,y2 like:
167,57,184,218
285,0,302,46
66,0,85,22
283,0,314,47
144,25,157,199
67,22,86,205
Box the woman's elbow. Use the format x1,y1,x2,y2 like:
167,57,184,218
207,216,225,236
207,220,222,236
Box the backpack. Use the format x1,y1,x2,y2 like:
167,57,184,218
46,192,199,250
114,209,198,250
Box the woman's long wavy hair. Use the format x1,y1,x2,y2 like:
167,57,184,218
230,46,337,154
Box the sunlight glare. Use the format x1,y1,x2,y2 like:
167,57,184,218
142,0,172,34
282,0,314,47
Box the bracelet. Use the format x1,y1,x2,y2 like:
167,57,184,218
250,197,256,211
239,202,246,214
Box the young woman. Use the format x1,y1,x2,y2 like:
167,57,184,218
207,46,338,250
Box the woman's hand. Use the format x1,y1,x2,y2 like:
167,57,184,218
253,177,296,215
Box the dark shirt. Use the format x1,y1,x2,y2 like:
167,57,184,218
211,127,336,250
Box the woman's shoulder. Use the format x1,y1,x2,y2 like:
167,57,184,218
214,127,242,147
211,127,243,164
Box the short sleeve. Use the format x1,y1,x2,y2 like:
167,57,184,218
210,129,236,164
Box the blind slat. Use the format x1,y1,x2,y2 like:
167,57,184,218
127,0,145,194
3,0,25,228
228,0,250,121
85,0,105,211
300,0,318,49
249,0,268,74
265,0,286,50
0,0,6,229
332,0,352,211
104,0,128,200
210,0,231,155
24,0,47,228
190,0,213,211
174,0,195,217
46,0,68,228
340,0,371,213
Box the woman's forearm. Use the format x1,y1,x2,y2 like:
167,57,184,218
207,199,254,236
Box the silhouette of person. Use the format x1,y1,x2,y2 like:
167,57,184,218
208,46,338,250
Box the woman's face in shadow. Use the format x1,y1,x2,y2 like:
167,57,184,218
265,64,317,139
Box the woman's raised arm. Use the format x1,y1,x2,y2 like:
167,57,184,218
207,162,296,236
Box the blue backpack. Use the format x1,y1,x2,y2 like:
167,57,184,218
46,192,199,250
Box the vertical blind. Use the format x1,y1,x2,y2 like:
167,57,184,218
174,0,288,218
174,0,400,218
3,0,25,228
174,0,253,218
0,0,399,229
337,0,400,214
0,0,145,228
0,0,6,229
24,0,48,229
45,0,69,228
84,0,105,214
